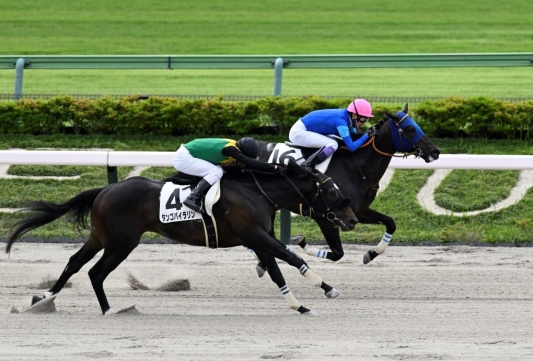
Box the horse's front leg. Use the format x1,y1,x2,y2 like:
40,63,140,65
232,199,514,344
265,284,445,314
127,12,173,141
250,213,280,278
290,215,345,261
358,208,396,264
248,233,340,315
253,250,317,316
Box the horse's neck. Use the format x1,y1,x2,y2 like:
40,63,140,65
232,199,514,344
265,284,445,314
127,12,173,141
347,147,391,185
373,122,396,155
357,124,396,181
229,174,315,208
256,174,315,208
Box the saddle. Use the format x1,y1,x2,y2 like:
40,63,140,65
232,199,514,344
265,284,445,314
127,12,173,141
159,178,221,249
166,173,201,185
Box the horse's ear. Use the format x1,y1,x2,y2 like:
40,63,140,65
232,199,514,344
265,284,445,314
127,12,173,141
287,158,302,173
386,111,401,121
287,159,313,177
287,158,298,169
402,103,409,113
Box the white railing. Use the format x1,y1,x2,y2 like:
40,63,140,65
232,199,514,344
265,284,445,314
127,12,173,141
0,150,175,167
2,150,533,240
1,150,533,170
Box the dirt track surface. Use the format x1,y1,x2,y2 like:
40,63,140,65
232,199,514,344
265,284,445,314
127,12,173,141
1,243,532,361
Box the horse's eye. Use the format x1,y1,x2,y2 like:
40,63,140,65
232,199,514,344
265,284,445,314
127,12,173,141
328,189,337,199
404,125,417,138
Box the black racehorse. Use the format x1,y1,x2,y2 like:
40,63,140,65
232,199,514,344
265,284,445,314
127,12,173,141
257,104,441,268
6,161,357,316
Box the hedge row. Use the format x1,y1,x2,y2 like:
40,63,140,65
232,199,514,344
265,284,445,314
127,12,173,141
0,95,532,139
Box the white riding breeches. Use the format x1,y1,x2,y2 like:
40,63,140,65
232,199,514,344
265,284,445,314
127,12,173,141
289,119,339,150
172,145,223,185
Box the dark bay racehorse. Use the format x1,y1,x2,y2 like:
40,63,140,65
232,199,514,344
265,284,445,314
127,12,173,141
6,162,357,316
258,104,441,267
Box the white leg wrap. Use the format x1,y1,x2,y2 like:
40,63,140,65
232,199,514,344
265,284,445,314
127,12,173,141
299,265,322,287
375,232,392,254
286,246,305,261
247,248,260,261
280,285,301,310
303,245,328,259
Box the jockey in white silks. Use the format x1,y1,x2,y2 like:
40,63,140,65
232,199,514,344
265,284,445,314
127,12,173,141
173,137,282,213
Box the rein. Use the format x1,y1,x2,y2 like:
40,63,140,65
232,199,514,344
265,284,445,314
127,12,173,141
361,115,419,158
248,170,342,226
279,173,342,225
369,135,420,158
349,151,380,191
249,170,279,208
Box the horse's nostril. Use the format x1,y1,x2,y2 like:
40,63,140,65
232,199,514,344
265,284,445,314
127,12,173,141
433,149,441,156
349,218,358,226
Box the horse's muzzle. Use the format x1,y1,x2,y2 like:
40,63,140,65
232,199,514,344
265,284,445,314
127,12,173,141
422,148,441,163
335,216,358,231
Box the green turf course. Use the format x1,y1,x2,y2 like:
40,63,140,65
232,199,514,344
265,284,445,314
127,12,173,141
1,0,531,54
1,0,532,97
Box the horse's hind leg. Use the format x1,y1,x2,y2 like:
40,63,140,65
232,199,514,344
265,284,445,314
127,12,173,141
31,233,104,305
88,239,138,315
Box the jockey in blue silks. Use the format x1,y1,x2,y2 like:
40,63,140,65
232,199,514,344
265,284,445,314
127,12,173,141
289,98,377,169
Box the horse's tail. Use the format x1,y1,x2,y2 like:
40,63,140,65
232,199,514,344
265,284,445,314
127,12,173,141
5,186,107,254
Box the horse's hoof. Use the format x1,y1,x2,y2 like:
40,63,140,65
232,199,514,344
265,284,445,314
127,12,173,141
31,295,44,306
325,288,340,298
117,305,141,314
23,294,57,314
297,305,317,316
256,262,267,278
105,305,140,316
104,308,118,316
301,309,318,317
290,235,306,245
363,250,379,264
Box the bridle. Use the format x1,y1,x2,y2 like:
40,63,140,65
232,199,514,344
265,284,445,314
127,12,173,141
349,112,423,191
288,172,350,228
248,169,350,228
360,113,422,158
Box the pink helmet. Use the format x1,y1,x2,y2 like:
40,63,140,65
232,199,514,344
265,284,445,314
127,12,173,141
347,99,373,118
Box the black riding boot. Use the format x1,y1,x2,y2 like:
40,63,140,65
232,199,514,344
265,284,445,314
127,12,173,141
183,179,211,213
301,146,336,170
